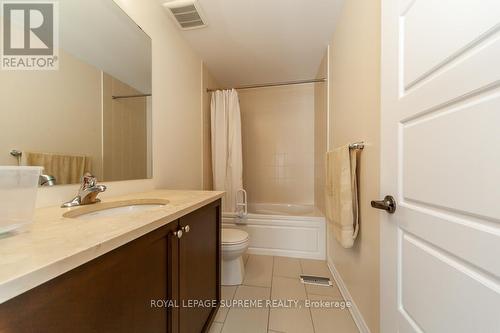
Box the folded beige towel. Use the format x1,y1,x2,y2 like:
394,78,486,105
25,152,91,185
325,145,359,248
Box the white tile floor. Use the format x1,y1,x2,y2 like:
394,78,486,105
210,254,359,333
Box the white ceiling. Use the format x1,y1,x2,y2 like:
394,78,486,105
166,0,344,87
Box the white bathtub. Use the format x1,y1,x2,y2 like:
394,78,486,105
223,203,326,260
247,203,323,216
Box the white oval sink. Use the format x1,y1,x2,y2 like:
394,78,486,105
63,199,169,220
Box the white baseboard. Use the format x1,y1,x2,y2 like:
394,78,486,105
327,259,371,333
244,247,322,260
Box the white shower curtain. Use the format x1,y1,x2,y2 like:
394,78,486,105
210,89,243,212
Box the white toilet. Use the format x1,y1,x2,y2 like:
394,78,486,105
221,228,249,286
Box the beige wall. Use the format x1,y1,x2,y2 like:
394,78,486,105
201,64,219,191
0,49,103,180
33,0,205,207
239,84,315,204
314,53,328,213
327,0,381,332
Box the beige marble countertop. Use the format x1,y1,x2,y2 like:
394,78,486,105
0,190,224,304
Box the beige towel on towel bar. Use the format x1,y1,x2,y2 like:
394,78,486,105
25,152,92,185
325,145,359,248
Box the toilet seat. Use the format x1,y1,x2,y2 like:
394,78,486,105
222,228,249,245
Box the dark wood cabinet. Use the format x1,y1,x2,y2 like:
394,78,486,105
0,199,221,333
179,200,220,333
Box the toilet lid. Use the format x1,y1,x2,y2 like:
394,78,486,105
222,229,249,245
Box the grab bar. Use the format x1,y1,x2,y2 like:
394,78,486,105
236,189,248,218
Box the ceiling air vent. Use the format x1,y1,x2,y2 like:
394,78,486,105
162,0,207,30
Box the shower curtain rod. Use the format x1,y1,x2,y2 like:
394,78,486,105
112,93,152,99
206,78,326,92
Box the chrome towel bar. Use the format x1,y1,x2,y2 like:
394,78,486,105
349,142,365,150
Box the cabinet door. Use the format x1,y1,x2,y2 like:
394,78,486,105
168,220,180,333
178,199,221,333
0,222,179,333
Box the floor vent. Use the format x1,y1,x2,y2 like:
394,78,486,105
300,275,333,287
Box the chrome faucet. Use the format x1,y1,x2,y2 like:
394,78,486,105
39,174,56,186
61,173,107,208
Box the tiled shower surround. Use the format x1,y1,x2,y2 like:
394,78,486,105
239,84,315,205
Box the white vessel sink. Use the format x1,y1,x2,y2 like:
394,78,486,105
63,199,168,220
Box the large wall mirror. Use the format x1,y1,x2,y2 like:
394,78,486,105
0,0,152,185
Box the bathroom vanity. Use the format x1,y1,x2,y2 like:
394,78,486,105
0,190,223,333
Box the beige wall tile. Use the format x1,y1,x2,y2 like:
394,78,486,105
239,84,315,204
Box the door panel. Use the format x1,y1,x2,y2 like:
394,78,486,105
399,208,500,277
399,39,500,118
381,0,500,332
179,200,220,333
402,91,500,219
402,0,500,88
400,234,500,333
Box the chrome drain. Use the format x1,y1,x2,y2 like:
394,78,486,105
300,275,333,287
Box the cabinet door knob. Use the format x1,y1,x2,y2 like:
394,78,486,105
182,225,190,233
172,229,183,239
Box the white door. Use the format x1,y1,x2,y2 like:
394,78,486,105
380,1,500,332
